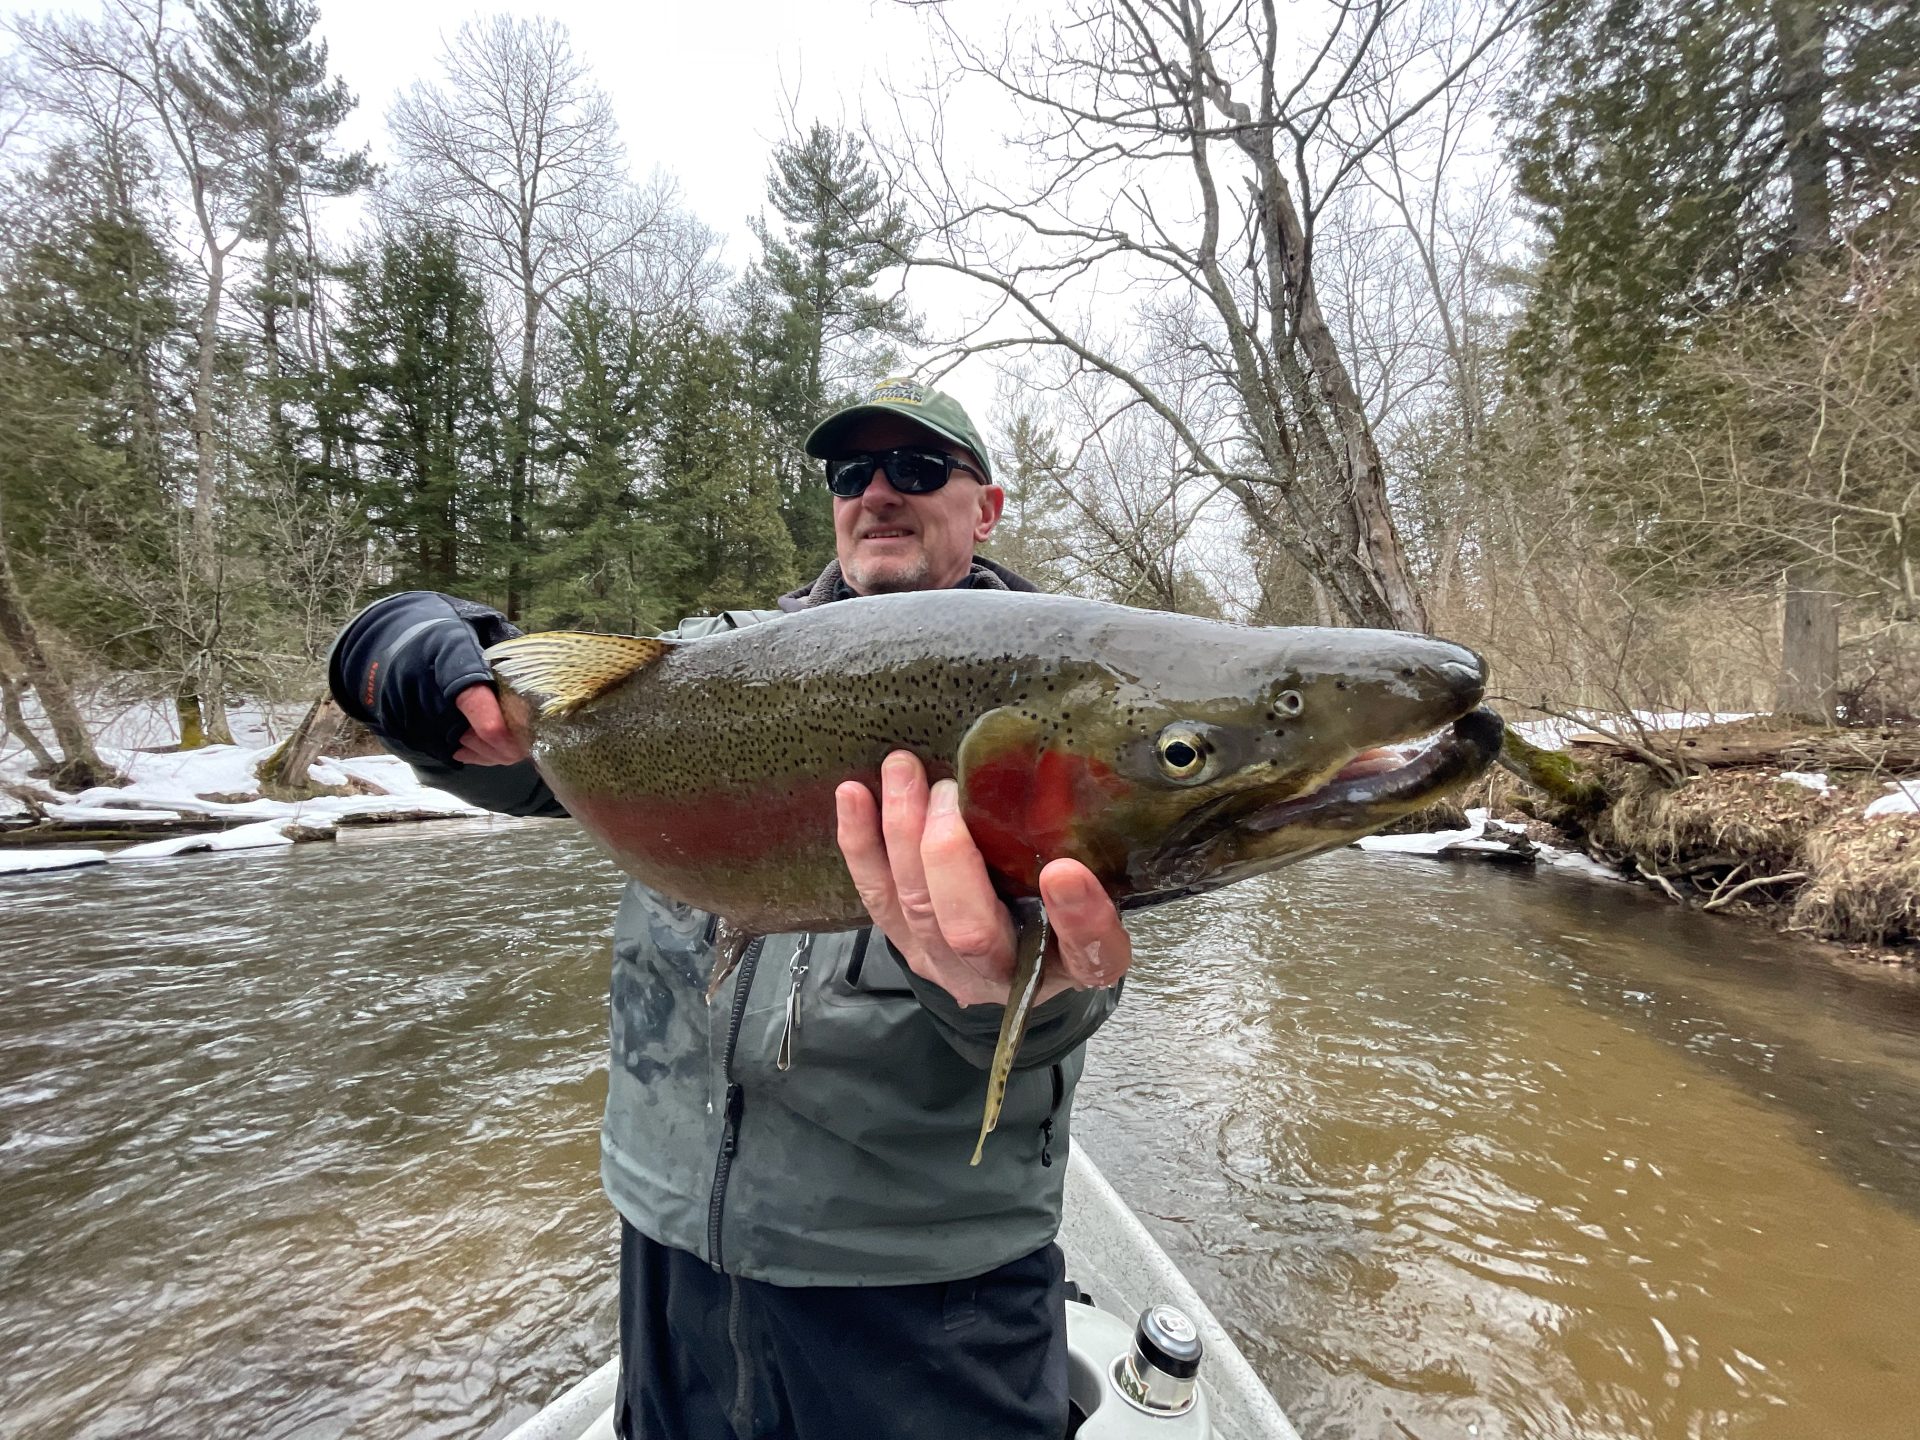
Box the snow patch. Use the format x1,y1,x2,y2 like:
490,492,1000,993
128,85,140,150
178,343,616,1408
2,692,488,874
1357,826,1483,856
1865,782,1920,820
0,849,107,874
1775,771,1831,793
43,804,186,825
113,820,297,860
1509,710,1758,751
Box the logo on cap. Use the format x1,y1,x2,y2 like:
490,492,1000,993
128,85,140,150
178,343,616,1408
871,377,929,406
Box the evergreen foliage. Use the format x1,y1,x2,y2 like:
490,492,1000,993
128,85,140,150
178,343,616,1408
174,0,371,472
1510,0,1919,420
745,124,919,573
333,224,503,599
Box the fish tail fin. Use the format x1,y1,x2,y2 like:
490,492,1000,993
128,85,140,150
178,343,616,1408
971,906,1052,1166
484,632,673,719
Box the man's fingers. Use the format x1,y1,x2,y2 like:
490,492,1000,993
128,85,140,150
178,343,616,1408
877,752,941,941
921,779,1013,971
835,780,905,937
453,685,529,765
1039,859,1131,989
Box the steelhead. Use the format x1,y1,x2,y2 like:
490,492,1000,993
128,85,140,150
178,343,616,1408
486,590,1503,1162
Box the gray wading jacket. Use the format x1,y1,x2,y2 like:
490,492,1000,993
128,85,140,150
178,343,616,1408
328,570,1122,1286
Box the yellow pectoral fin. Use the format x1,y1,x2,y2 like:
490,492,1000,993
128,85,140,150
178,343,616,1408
485,631,673,719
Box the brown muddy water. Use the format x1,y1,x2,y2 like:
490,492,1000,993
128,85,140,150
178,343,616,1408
4,821,1920,1439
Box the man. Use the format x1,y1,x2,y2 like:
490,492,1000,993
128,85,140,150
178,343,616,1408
329,378,1135,1439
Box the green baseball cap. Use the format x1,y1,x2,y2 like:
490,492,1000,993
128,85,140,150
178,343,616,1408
803,377,994,482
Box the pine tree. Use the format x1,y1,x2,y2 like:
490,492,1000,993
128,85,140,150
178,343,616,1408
175,0,370,473
746,124,919,573
982,410,1074,590
334,224,504,597
647,318,797,617
533,295,675,632
1509,0,1920,719
1511,0,1917,420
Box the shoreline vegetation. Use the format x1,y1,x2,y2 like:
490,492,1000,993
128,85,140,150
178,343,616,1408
6,690,1915,964
1,4,1914,968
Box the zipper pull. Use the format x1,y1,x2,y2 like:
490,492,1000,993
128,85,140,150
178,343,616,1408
777,935,814,1072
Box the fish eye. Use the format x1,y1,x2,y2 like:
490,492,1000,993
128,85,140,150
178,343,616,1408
1155,727,1212,782
1275,689,1304,718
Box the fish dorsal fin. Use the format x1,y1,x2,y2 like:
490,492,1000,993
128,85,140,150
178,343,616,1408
484,632,672,719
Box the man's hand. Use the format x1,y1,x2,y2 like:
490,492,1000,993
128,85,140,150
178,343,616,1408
452,685,531,766
835,750,1133,1007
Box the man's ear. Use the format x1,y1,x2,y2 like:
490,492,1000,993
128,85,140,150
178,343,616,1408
974,485,1007,542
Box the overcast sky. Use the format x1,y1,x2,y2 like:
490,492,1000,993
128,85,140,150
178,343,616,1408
313,0,951,257
2,0,1020,414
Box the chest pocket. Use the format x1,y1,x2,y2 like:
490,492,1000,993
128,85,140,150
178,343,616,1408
836,930,916,998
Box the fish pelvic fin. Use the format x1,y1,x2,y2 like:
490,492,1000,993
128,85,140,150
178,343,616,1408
970,903,1053,1166
704,920,756,1003
484,631,672,719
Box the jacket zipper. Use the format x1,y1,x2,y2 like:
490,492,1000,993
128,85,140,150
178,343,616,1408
706,935,765,1272
1040,1062,1065,1167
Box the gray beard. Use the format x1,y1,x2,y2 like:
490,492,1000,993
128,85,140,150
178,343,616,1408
842,554,933,595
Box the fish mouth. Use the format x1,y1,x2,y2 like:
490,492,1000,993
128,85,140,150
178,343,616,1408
1243,706,1506,837
1126,707,1506,905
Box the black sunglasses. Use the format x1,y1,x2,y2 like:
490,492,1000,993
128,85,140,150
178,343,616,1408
825,448,983,498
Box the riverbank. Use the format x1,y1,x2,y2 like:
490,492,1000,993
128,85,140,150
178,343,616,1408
0,697,487,872
1383,714,1920,962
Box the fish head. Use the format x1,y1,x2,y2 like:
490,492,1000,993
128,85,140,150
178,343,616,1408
1115,628,1502,903
960,624,1501,902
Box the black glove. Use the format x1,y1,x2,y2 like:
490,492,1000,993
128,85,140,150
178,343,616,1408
327,592,521,765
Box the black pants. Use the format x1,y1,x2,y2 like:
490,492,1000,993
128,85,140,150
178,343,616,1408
615,1222,1069,1440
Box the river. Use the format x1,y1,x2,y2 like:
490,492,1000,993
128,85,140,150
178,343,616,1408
4,820,1919,1439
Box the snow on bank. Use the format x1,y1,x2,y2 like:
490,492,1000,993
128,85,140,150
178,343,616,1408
2,699,489,876
0,849,109,875
1508,709,1759,751
1866,781,1920,820
1357,806,1633,883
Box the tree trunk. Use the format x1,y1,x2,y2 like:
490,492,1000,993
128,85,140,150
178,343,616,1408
0,662,58,773
1771,4,1839,722
1775,568,1841,721
187,240,237,746
1192,51,1429,633
1773,0,1831,261
0,532,110,789
176,687,207,750
507,278,539,621
258,693,365,795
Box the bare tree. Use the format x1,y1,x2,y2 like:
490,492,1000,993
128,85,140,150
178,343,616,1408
879,0,1532,631
14,0,246,745
389,14,711,620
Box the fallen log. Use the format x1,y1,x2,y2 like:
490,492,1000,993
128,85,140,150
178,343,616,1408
1569,721,1920,774
0,813,265,847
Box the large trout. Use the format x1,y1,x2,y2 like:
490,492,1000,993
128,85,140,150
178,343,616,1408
486,590,1503,1162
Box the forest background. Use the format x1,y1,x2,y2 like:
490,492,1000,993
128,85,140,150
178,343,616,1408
0,0,1914,785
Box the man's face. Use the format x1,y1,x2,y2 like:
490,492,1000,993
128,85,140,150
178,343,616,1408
831,415,1005,595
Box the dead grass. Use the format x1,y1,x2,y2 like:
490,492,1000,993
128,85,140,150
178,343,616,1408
1378,798,1471,835
1792,813,1920,946
1584,764,1920,952
1590,765,1849,874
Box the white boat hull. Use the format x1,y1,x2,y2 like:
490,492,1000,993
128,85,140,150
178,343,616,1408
502,1144,1302,1440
